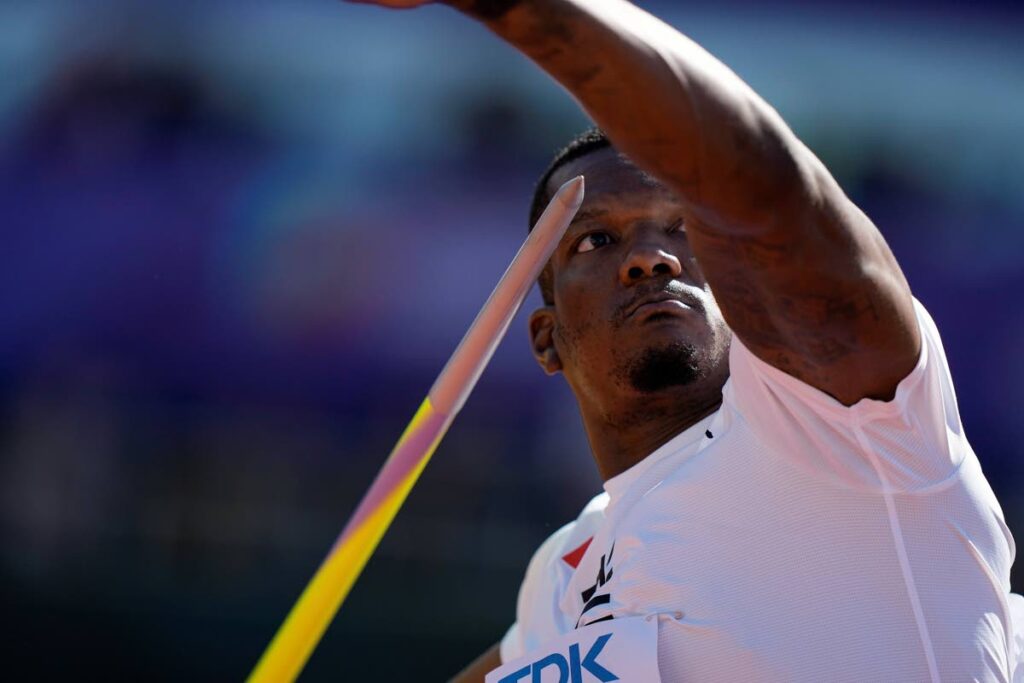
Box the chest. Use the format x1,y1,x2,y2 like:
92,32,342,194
543,438,915,648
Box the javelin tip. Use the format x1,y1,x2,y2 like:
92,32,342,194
554,175,585,210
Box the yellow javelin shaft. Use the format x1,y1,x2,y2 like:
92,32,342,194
246,176,584,683
248,398,449,683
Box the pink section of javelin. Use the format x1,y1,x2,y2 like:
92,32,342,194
330,175,585,553
333,408,450,551
430,176,586,415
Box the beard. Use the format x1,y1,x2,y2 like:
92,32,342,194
622,340,701,393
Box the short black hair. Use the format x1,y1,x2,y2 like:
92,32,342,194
529,127,611,305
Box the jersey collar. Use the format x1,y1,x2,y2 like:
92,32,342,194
602,411,717,504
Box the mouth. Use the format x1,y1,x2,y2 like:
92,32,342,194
631,298,691,320
625,291,697,320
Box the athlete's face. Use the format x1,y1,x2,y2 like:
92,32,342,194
529,148,731,408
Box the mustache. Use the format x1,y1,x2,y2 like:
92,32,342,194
614,279,704,323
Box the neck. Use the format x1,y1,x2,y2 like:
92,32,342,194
581,389,722,481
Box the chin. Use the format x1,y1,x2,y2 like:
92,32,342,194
622,339,703,394
638,317,705,349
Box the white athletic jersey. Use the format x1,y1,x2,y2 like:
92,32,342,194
500,299,1021,682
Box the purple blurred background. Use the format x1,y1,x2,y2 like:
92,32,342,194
1,0,1022,679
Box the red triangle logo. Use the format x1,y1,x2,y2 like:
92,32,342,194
561,536,593,569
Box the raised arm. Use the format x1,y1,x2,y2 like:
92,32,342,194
352,0,920,405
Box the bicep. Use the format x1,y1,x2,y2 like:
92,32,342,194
686,150,920,406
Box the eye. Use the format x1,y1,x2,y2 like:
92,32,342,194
667,218,685,233
575,231,613,253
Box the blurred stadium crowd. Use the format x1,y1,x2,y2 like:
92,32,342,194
1,1,1022,679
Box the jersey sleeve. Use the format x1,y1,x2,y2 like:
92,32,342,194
723,297,967,492
499,521,576,663
1011,593,1024,683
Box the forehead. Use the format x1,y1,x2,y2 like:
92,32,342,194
547,146,680,216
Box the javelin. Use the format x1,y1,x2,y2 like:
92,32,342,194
247,175,585,683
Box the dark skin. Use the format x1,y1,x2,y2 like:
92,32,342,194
351,0,920,414
466,0,920,414
529,147,731,481
348,1,922,680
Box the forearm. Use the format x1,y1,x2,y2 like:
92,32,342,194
446,0,807,232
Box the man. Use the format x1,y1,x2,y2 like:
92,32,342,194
350,1,1022,680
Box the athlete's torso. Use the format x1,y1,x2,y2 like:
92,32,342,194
502,300,1018,682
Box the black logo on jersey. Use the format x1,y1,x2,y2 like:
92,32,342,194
576,541,614,628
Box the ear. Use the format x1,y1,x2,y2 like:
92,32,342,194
528,307,562,375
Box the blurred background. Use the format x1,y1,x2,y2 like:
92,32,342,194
1,0,1022,679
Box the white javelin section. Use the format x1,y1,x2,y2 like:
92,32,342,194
430,175,583,415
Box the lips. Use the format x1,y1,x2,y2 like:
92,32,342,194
626,293,693,319
632,299,691,319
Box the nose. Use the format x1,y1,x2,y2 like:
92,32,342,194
619,238,683,285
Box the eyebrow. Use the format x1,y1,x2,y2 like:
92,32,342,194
569,207,609,225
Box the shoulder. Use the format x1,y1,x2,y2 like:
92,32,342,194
526,493,609,574
502,492,609,662
727,298,945,416
723,298,968,491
